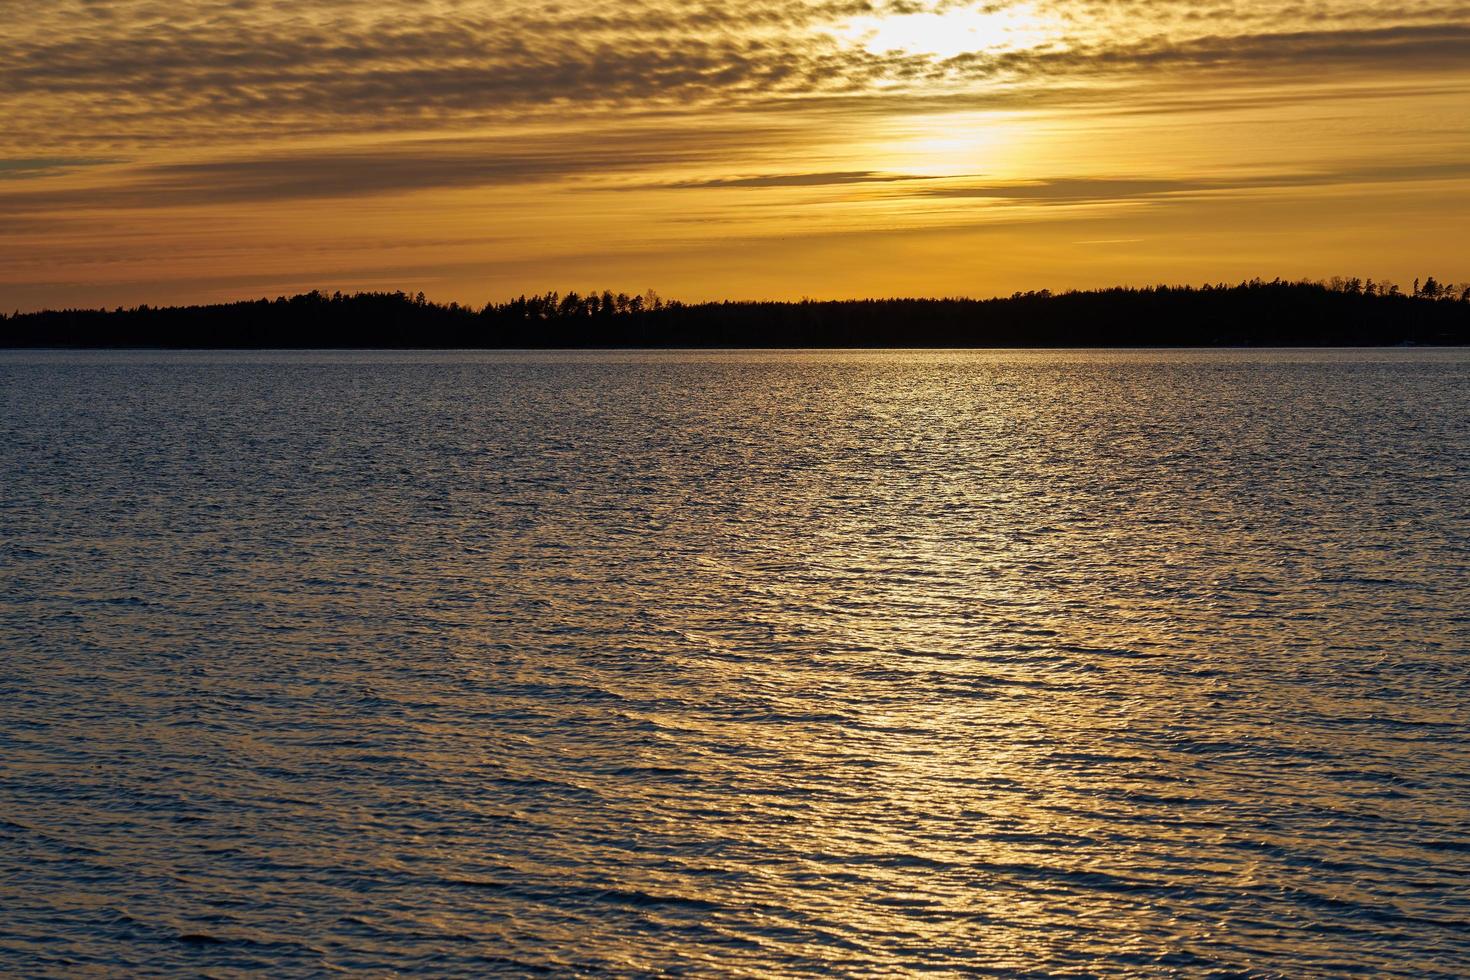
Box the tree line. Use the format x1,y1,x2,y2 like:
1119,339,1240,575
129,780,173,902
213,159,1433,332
3,277,1467,347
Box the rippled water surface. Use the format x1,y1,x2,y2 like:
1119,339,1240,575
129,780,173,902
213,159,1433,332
2,349,1468,976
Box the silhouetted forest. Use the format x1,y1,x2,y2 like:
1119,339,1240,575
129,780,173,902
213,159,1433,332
4,278,1468,348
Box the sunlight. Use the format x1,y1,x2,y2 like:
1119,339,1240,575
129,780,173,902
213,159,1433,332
851,110,1033,183
839,2,1054,59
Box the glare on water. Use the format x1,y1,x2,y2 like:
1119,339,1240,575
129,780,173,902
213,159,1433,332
0,349,1467,976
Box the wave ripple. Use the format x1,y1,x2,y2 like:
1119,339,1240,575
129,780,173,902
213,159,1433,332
1,349,1468,976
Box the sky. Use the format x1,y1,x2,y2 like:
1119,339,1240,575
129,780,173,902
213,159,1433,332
2,0,1468,310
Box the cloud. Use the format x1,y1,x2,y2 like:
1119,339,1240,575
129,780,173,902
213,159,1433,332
917,161,1470,206
3,2,1468,152
923,178,1206,203
1000,22,1470,77
7,135,1469,225
0,158,118,180
4,0,1469,311
0,123,803,215
664,171,965,188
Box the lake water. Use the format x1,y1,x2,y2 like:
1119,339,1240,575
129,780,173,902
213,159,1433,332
1,349,1468,976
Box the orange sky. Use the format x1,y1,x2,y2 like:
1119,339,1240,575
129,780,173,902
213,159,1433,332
2,1,1468,311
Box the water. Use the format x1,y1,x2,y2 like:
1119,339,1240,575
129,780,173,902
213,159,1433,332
1,349,1468,976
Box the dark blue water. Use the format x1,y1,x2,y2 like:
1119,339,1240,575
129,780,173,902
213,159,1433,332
2,349,1468,976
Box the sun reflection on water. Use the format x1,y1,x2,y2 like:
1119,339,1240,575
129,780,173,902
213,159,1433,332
2,351,1468,974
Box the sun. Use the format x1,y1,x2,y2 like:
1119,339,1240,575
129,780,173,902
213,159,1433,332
838,2,1053,60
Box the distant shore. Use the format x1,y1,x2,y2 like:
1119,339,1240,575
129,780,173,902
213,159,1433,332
4,279,1468,348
